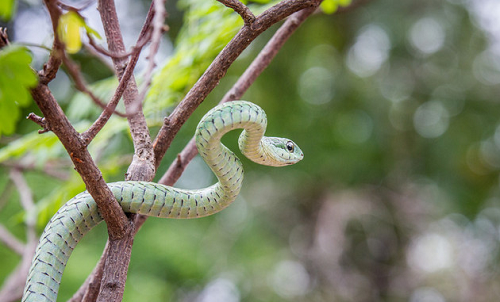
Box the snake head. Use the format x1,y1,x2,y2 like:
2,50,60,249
261,137,304,166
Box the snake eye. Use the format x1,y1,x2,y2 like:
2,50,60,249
286,141,294,152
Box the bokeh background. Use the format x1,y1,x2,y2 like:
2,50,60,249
2,0,500,301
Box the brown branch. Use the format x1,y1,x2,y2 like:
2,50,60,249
81,27,153,145
68,243,108,302
98,0,156,181
72,1,321,301
0,169,38,302
27,113,51,134
70,3,157,300
31,0,132,244
157,5,318,187
86,33,134,60
221,6,318,102
30,83,131,239
2,160,71,180
153,0,322,169
216,0,256,25
74,0,158,301
39,0,64,84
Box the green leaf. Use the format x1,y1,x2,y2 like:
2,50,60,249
0,45,38,137
0,130,61,163
0,0,15,21
320,0,352,14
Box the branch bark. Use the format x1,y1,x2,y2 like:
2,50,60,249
81,1,158,301
24,1,322,301
30,84,132,240
29,1,132,240
97,0,156,181
152,0,322,169
217,0,255,25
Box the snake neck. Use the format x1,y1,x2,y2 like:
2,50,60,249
195,101,267,200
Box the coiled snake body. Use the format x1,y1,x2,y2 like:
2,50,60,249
22,101,304,301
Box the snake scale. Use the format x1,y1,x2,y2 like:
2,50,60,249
22,101,304,302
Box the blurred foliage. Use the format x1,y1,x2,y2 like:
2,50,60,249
2,0,500,301
57,11,101,54
0,0,16,21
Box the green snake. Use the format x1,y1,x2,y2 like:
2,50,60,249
22,101,303,302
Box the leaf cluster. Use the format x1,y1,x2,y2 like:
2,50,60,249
0,45,37,137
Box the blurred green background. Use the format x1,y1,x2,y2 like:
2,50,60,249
2,0,500,301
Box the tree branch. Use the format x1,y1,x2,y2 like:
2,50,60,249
136,0,167,111
152,0,322,169
98,0,156,181
83,0,158,300
216,0,255,25
39,0,63,84
30,83,131,239
2,160,70,180
0,27,9,48
157,5,319,187
29,1,132,244
26,113,51,134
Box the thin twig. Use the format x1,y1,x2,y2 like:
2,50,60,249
39,0,64,84
136,0,167,114
71,3,157,299
61,54,128,117
82,42,115,71
157,5,318,187
216,0,256,25
0,224,25,255
27,113,51,134
82,0,157,300
86,33,134,60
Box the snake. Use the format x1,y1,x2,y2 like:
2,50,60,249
21,101,304,302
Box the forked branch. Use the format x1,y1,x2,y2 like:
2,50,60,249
157,5,319,187
153,0,322,169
